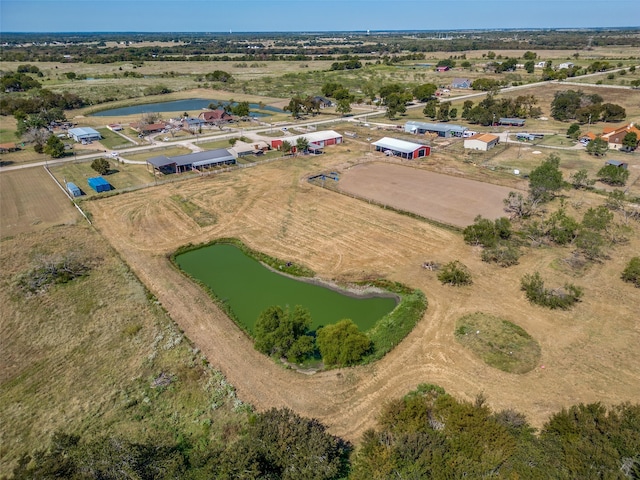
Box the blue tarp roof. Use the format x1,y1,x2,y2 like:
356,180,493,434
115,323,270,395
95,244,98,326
87,176,110,186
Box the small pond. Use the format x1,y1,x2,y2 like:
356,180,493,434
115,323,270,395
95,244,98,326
91,98,283,117
175,244,397,333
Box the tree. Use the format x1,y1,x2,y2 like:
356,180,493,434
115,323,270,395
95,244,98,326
437,101,450,121
600,103,626,122
520,272,583,309
423,99,437,119
544,208,579,245
284,97,303,118
622,132,638,149
524,61,535,74
621,257,640,287
253,305,315,362
463,215,511,247
437,261,472,286
231,101,250,117
295,136,309,155
566,123,581,140
412,83,437,102
281,140,292,155
597,164,629,186
316,319,371,367
586,137,608,156
569,169,595,189
91,158,110,175
322,81,343,97
528,154,565,203
503,191,538,219
523,51,537,60
44,134,65,158
336,98,352,116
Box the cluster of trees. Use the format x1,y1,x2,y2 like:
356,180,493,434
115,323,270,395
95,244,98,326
13,387,639,479
1,71,42,92
352,385,640,479
622,257,640,287
463,216,520,267
204,70,234,83
284,95,330,118
254,305,371,367
329,59,362,70
437,260,473,286
458,93,541,126
11,408,351,480
551,89,626,122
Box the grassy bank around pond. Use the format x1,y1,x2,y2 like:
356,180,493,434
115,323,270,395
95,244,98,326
170,238,428,366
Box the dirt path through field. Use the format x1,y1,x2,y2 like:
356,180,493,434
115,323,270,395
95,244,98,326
86,153,640,442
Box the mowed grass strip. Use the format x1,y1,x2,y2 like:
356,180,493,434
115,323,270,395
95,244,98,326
455,312,541,374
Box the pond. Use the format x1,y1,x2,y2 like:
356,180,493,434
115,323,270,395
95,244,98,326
175,244,397,334
90,98,283,117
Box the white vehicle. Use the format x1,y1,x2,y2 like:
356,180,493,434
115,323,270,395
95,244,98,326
109,151,119,157
463,131,477,138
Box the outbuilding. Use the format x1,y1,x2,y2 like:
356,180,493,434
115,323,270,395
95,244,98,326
605,160,628,169
147,149,236,174
66,182,82,197
87,176,111,192
371,137,430,159
463,133,500,151
271,130,343,152
498,118,526,127
68,127,102,143
405,121,467,138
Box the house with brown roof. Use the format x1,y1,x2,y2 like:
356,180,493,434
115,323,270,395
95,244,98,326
463,133,500,151
0,142,21,153
130,122,167,134
198,109,234,125
600,123,640,150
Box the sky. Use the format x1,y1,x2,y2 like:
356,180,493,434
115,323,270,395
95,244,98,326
1,0,639,33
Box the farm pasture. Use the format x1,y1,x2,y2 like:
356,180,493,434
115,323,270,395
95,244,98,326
84,147,640,443
0,167,79,238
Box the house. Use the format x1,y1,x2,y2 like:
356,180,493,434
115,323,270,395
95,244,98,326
68,127,102,143
130,122,167,134
228,140,270,157
600,123,640,150
198,109,234,125
270,130,343,153
604,160,628,169
311,96,332,108
535,61,546,68
371,137,430,159
498,118,525,127
451,78,472,89
405,121,468,138
147,149,236,174
558,62,575,70
463,133,500,151
183,117,207,129
435,66,450,72
107,124,123,131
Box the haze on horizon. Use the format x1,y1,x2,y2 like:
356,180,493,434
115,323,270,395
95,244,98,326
2,0,639,33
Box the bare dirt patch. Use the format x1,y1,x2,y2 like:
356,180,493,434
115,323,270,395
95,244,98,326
84,150,640,444
0,167,79,238
338,162,520,227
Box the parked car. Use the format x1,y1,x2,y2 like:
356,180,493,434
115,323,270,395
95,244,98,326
619,145,635,153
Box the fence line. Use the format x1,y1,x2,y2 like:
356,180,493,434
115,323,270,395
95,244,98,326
43,165,92,225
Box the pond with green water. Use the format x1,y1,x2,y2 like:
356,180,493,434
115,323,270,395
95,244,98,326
175,244,397,333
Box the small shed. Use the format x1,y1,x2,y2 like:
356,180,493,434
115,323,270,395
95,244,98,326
87,176,111,192
66,182,82,197
498,118,526,127
605,160,628,169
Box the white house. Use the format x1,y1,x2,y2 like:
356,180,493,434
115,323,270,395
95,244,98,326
463,133,499,151
558,62,575,70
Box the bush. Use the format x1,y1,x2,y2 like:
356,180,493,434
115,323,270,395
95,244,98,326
481,244,520,267
621,257,640,287
597,164,629,186
437,261,472,286
463,215,511,247
254,305,315,363
520,271,583,309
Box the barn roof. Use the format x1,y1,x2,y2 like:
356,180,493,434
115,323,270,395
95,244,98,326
372,137,426,154
147,149,235,168
466,133,499,143
68,127,100,136
405,121,467,134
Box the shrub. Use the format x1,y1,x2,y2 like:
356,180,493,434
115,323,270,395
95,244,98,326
437,261,472,286
621,257,640,287
520,271,583,309
481,244,520,267
597,164,629,186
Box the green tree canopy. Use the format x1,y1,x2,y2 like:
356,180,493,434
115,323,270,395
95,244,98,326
90,158,110,176
528,154,565,202
586,137,609,156
44,134,65,158
597,164,630,186
254,305,315,362
412,83,438,102
317,319,371,367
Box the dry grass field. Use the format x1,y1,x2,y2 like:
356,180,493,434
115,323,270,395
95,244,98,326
84,145,640,443
0,167,79,238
